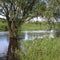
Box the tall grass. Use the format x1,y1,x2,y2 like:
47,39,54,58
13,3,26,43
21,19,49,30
18,37,60,60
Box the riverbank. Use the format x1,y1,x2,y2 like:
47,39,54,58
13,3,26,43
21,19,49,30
0,20,60,31
21,22,60,30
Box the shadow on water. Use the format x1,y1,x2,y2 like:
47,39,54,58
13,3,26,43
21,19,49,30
0,56,6,60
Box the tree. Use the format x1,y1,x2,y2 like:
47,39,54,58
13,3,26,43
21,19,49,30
40,0,60,29
0,0,47,60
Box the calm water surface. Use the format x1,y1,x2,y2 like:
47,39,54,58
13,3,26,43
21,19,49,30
0,32,9,57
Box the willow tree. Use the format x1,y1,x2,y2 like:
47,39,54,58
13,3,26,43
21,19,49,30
0,0,47,60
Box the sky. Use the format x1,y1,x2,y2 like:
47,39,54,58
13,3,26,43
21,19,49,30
0,15,6,19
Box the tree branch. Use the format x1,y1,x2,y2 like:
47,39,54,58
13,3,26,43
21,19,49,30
23,0,37,16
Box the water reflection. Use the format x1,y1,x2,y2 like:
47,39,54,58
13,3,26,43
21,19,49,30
0,32,9,57
22,30,56,40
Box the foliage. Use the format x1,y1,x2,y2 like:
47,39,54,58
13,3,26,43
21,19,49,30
0,20,8,31
44,0,60,18
32,1,46,16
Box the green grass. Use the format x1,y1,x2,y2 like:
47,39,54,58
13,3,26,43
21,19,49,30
0,20,60,31
21,22,49,30
55,22,60,29
21,22,60,30
18,37,60,60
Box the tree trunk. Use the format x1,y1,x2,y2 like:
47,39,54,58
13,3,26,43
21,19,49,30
7,37,19,60
6,20,20,60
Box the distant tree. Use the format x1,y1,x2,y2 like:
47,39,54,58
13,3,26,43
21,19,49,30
0,0,47,60
42,0,60,29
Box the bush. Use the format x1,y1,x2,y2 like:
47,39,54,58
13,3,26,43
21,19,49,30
0,21,8,31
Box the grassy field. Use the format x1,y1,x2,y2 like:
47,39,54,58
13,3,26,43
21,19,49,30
18,37,60,60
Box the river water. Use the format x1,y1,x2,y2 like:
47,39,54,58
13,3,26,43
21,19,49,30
0,30,60,59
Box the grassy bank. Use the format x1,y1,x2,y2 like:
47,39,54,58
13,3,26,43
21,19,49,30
21,22,60,30
21,22,49,30
18,37,60,60
0,20,60,31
